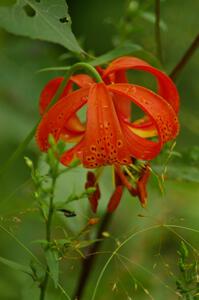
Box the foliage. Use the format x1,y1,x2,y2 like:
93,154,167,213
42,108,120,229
0,0,198,299
0,0,82,53
175,242,199,299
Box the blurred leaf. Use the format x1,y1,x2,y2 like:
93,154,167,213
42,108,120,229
0,0,16,6
45,249,59,288
139,11,167,31
30,259,44,282
178,241,189,259
38,43,162,74
31,239,49,246
132,49,163,68
0,0,83,53
0,255,32,276
37,66,71,73
89,42,142,66
184,146,199,166
154,164,199,183
55,239,71,246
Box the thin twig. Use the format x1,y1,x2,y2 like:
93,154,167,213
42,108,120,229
170,33,199,80
155,0,163,63
73,212,112,300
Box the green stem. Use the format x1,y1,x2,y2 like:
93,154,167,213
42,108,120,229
155,0,163,63
67,62,103,83
39,176,56,300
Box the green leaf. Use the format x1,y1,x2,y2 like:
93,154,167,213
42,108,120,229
0,255,32,276
0,0,83,53
179,241,189,259
45,249,59,288
0,0,16,6
131,49,163,69
31,239,49,246
154,164,199,183
38,43,162,73
89,42,142,66
139,11,167,31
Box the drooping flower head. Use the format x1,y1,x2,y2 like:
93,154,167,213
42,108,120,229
36,56,180,212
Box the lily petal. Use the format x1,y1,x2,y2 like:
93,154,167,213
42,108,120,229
36,87,89,151
39,77,71,115
128,121,157,138
109,83,179,160
70,74,95,88
112,70,131,120
60,138,84,166
82,83,132,168
104,56,179,113
39,75,93,139
39,74,95,115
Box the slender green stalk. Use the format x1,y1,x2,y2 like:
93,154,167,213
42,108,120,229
67,62,103,83
39,176,56,300
155,0,163,63
170,33,199,81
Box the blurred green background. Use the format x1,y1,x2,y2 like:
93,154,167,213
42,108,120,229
0,0,199,299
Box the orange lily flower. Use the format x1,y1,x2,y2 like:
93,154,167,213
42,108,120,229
36,56,179,212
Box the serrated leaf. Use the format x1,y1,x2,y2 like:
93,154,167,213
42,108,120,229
0,255,32,276
45,249,59,288
0,0,83,53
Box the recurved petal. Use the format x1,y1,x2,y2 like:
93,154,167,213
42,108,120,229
119,119,161,160
104,56,179,113
109,83,179,159
112,70,131,120
127,120,157,138
39,74,95,115
70,74,95,87
36,87,89,151
39,77,71,115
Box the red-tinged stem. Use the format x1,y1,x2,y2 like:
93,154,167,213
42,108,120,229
170,33,199,81
73,212,112,300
